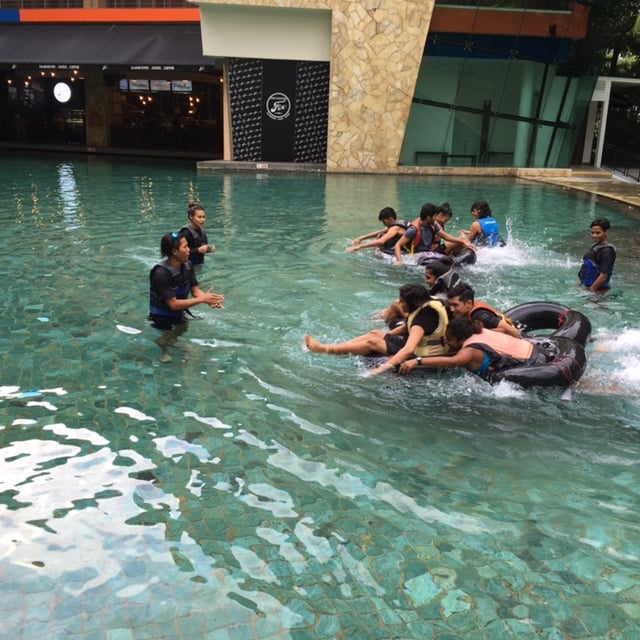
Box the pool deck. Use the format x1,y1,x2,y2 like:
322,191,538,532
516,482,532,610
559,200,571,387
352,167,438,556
523,166,640,210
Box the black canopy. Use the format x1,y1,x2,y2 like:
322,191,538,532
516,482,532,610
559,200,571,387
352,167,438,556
0,23,215,67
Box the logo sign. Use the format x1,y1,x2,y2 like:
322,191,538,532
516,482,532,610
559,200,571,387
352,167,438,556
266,92,292,121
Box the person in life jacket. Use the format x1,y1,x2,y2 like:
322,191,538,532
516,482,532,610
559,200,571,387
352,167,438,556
433,202,476,257
304,284,449,375
459,200,505,248
398,317,545,378
375,259,460,328
393,203,441,265
347,206,408,255
447,282,520,338
424,257,462,303
149,231,224,362
578,218,616,293
179,202,216,272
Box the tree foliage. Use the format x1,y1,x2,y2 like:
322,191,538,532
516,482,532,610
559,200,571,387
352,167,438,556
573,0,640,75
584,0,640,75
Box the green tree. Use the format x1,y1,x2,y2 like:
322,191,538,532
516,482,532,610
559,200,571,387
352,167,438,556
568,0,640,75
610,14,640,76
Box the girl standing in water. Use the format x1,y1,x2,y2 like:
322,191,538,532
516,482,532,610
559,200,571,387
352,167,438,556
180,202,216,272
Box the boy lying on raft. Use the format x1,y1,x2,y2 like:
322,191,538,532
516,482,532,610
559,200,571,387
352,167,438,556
305,284,450,376
396,317,546,380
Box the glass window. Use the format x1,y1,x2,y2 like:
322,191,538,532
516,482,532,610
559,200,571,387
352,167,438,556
401,37,597,168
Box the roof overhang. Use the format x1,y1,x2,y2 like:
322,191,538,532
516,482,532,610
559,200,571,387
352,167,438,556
0,23,216,69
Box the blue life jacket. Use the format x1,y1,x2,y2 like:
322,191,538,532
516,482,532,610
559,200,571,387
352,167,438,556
149,261,193,317
578,243,615,289
475,216,503,248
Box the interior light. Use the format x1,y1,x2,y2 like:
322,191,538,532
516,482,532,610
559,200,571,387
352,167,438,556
53,81,72,103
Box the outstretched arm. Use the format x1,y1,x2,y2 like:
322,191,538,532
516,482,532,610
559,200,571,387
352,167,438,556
398,347,478,374
351,228,385,244
438,229,475,250
347,227,400,253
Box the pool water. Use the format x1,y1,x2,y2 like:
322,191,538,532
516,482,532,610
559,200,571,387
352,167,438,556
1,152,640,639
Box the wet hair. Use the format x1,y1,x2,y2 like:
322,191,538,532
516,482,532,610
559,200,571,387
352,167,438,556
447,282,475,303
437,202,453,219
398,283,431,312
187,202,205,220
420,202,438,222
160,232,183,258
471,200,491,218
424,260,451,278
378,206,397,222
446,317,480,342
590,217,610,231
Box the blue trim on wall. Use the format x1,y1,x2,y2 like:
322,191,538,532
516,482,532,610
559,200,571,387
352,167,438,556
426,33,573,64
0,9,21,23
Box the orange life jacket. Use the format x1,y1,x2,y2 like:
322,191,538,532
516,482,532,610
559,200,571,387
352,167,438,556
463,329,533,361
469,301,516,329
408,218,439,253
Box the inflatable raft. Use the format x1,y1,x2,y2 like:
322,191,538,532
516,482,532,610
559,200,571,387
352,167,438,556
494,302,591,388
451,247,477,267
367,302,591,388
415,250,476,268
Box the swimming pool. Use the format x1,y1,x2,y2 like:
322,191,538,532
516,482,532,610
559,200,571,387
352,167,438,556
1,152,639,639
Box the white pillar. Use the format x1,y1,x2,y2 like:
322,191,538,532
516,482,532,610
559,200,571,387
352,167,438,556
581,100,599,164
593,79,611,169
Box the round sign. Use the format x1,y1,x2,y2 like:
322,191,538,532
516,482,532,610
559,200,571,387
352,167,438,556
266,92,291,121
53,81,72,104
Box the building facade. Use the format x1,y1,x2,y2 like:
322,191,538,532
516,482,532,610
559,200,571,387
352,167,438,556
0,1,593,171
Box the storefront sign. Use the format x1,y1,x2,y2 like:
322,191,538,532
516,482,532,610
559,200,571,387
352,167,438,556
261,60,296,161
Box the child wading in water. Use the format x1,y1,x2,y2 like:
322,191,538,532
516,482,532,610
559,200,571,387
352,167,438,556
180,202,216,273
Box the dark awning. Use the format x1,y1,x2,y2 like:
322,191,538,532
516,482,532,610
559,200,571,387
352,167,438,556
0,23,215,68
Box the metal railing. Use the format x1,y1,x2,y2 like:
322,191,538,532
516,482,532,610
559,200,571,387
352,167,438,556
601,143,640,183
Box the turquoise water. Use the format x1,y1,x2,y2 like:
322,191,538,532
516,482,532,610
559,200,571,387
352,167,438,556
1,152,640,640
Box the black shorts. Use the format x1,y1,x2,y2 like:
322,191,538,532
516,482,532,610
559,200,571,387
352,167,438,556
148,313,187,332
384,333,407,356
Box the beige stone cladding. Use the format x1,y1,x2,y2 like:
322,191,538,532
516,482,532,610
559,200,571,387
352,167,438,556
196,0,435,172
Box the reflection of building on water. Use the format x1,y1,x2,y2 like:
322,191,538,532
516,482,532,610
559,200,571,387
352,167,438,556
57,162,81,225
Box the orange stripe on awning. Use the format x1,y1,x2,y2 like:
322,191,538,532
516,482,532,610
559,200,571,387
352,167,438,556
19,8,200,23
430,5,589,39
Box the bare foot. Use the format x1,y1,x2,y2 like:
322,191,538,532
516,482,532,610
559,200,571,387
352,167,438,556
304,335,327,353
159,351,172,363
